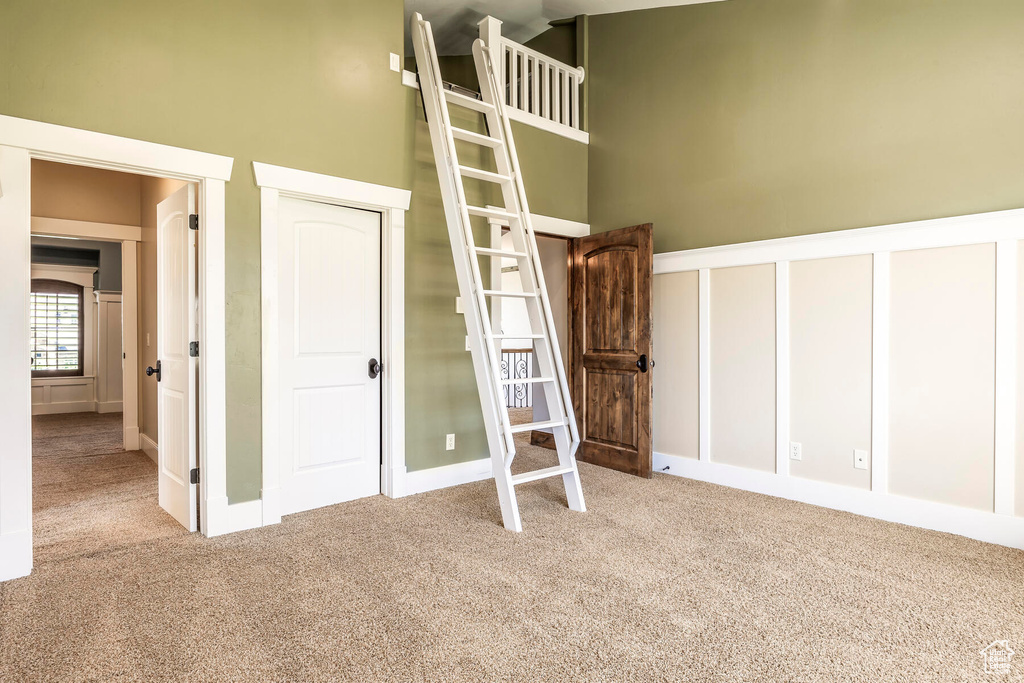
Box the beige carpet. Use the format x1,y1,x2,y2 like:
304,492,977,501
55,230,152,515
29,412,180,566
2,415,1023,681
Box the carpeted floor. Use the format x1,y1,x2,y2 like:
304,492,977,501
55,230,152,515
2,413,1023,681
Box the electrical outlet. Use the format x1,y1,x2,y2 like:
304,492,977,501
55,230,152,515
389,52,401,72
854,449,869,470
455,296,463,314
790,442,802,461
146,333,151,347
465,336,471,351
445,433,456,450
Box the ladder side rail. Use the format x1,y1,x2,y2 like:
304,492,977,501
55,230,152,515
473,39,581,449
474,47,577,456
422,21,518,461
412,16,514,472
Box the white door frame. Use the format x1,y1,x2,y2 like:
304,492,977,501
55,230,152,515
255,161,410,525
31,217,142,449
0,114,234,582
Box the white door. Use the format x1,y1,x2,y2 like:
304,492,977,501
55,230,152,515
278,198,382,516
156,184,197,531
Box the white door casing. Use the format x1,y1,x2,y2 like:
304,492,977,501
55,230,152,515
277,198,382,515
156,184,198,531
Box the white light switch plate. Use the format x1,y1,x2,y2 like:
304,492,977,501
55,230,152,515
389,52,401,72
465,336,470,351
790,442,802,461
455,296,463,314
854,449,869,470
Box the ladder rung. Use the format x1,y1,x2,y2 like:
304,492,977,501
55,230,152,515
466,205,517,221
444,89,494,113
482,290,538,298
501,376,554,385
458,165,511,184
492,333,544,339
510,419,566,434
451,127,503,148
511,465,575,485
474,247,527,258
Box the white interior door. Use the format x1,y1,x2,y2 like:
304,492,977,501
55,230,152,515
156,184,197,531
278,197,381,516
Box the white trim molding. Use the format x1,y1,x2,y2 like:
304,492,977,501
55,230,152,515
485,206,590,238
652,207,1024,550
655,208,1024,274
252,162,411,212
32,216,141,242
655,452,1024,550
0,114,232,181
404,458,493,496
994,240,1018,516
140,434,158,464
0,116,233,580
255,161,409,525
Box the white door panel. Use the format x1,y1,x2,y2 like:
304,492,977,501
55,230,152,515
279,198,381,516
156,184,197,531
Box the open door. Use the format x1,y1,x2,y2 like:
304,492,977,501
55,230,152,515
569,224,654,478
155,184,197,531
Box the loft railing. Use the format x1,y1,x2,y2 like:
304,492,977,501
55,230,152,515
478,16,587,143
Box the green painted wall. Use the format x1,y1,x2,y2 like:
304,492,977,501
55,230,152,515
588,0,1024,254
1,2,588,493
1,0,407,502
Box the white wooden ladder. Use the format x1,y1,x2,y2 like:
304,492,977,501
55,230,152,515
411,13,586,532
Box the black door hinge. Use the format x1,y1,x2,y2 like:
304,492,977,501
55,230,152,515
189,214,199,231
189,341,200,357
190,468,200,485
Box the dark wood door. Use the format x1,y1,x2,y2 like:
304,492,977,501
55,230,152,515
569,224,653,478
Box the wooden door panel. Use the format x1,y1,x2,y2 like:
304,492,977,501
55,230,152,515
584,247,637,352
570,224,653,478
585,369,637,448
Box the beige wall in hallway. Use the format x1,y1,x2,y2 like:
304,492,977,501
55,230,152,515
530,235,570,425
889,244,995,512
652,271,699,459
138,177,188,446
789,255,872,489
710,263,775,471
31,160,141,226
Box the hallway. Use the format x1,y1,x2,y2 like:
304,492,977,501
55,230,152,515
31,412,184,564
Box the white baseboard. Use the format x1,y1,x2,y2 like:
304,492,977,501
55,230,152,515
140,434,158,463
96,401,123,414
31,401,97,415
0,530,32,582
204,496,265,538
403,458,493,496
654,452,1024,551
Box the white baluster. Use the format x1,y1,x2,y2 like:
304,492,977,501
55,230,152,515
570,74,579,129
553,68,561,124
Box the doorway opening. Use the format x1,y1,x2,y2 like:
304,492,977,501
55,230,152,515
29,160,201,558
494,230,569,441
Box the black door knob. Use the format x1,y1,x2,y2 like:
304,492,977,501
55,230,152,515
146,360,162,382
368,358,382,379
636,354,648,373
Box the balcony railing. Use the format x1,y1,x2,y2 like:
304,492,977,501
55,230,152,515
479,16,588,144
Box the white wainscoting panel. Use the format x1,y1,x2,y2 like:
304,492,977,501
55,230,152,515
653,208,1024,549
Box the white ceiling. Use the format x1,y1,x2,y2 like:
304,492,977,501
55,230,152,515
405,0,726,56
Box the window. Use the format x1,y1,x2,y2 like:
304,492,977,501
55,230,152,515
30,279,84,377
